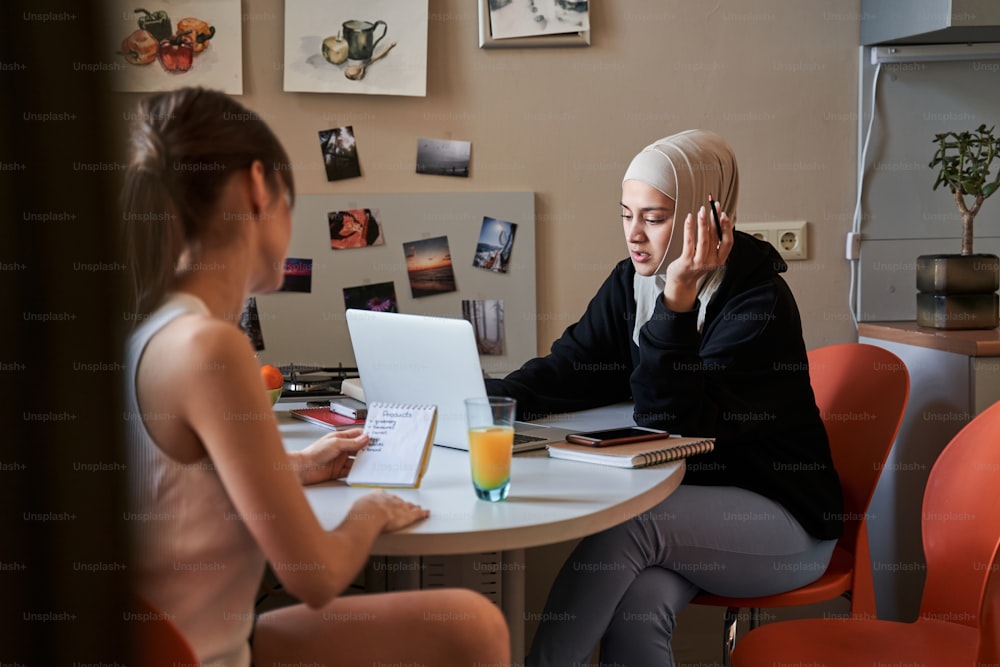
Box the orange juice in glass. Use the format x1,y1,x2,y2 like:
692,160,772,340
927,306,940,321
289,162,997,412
464,397,516,502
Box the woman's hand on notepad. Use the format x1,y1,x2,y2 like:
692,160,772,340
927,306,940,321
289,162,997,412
293,429,369,485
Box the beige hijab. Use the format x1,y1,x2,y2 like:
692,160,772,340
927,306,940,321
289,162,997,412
622,129,739,344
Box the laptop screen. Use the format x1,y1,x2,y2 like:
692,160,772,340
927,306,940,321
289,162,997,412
345,309,489,449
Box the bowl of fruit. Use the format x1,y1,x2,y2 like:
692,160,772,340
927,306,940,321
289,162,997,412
260,364,284,406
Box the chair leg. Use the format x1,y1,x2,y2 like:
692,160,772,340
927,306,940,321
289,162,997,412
749,606,761,630
721,606,739,667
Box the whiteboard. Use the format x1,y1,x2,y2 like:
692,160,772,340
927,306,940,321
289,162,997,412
254,192,536,377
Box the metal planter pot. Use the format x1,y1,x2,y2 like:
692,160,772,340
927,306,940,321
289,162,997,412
915,254,999,329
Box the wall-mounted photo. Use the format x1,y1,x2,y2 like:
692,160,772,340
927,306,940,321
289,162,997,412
319,126,362,182
238,297,265,351
473,217,517,274
403,236,457,298
104,0,242,93
283,0,428,96
343,281,399,313
462,299,506,356
416,138,471,178
480,0,590,47
278,257,313,293
329,208,385,250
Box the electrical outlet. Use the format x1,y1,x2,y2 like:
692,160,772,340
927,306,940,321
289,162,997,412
738,221,808,260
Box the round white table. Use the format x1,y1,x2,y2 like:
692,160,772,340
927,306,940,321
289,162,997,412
280,405,684,554
279,403,685,658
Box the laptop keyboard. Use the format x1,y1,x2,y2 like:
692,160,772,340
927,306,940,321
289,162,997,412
513,432,547,445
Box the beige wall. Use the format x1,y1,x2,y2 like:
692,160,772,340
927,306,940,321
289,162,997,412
112,0,862,353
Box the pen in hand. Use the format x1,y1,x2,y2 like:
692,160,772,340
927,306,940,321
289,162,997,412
707,194,723,244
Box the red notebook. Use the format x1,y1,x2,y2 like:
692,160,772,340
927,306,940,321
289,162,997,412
289,407,365,430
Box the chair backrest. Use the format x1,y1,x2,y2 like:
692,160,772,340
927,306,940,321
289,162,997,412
976,540,1000,665
807,343,910,556
919,398,1000,631
133,595,197,666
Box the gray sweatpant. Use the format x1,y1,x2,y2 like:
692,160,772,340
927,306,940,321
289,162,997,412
526,484,838,667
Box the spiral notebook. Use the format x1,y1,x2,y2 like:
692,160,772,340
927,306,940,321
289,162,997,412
345,402,437,488
547,436,715,469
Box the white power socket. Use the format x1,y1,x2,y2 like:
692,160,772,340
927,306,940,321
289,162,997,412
738,221,808,260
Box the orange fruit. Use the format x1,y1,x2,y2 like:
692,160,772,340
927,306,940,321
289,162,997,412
260,364,284,390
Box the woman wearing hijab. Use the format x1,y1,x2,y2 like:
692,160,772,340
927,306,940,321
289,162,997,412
485,130,842,666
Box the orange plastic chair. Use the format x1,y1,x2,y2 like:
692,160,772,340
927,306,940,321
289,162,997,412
691,343,910,665
132,595,198,666
730,398,1000,667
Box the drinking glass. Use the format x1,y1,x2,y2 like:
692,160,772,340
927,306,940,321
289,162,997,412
464,396,516,502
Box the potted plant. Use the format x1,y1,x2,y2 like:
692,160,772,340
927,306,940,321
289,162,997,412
918,124,1000,329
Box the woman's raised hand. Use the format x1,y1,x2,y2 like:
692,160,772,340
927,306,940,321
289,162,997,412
662,204,734,312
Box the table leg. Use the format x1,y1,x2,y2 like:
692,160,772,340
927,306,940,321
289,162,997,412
368,552,527,663
502,548,526,663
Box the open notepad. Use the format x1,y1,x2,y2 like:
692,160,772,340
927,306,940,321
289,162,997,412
547,436,715,469
346,403,437,488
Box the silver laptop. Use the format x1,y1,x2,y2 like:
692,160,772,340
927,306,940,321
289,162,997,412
345,309,574,452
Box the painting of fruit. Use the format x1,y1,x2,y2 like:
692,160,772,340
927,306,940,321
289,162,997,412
105,1,241,93
120,8,211,73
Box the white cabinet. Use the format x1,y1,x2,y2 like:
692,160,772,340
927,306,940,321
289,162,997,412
859,322,1000,620
861,0,1000,45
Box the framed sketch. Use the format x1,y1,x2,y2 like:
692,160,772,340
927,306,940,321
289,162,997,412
284,0,428,96
103,0,242,93
478,0,590,48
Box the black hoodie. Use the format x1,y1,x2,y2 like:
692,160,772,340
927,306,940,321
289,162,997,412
486,231,844,540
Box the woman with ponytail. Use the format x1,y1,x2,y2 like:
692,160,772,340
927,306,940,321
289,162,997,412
121,87,509,667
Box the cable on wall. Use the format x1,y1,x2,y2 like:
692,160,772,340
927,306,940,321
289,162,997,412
849,56,881,329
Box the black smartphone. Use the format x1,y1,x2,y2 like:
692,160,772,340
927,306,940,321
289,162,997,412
708,195,723,242
565,426,668,447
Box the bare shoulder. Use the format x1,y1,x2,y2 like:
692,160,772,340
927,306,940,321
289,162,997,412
137,313,258,462
158,314,253,373
140,312,258,414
